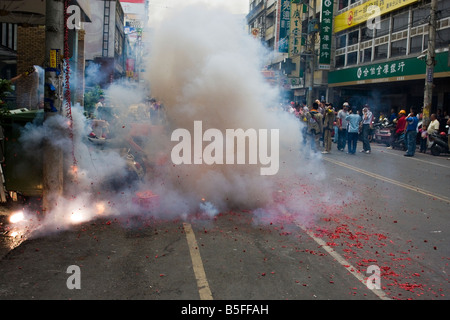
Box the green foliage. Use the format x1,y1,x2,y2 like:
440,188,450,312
84,85,104,116
0,79,13,105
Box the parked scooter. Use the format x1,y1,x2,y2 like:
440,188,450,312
373,118,394,145
429,126,449,156
391,132,407,151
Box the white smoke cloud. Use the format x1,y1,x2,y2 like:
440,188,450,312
142,5,313,214
9,5,327,238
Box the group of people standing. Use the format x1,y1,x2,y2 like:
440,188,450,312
392,108,450,157
290,99,449,158
291,100,374,155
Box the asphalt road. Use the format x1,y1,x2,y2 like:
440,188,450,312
0,142,449,304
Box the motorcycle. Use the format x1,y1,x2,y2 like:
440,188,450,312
428,126,449,156
391,132,407,151
373,118,394,146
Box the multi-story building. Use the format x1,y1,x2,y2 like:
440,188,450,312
120,0,150,86
329,0,450,116
84,0,127,87
247,0,329,104
0,0,91,109
248,0,450,116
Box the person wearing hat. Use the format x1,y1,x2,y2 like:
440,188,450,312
322,103,335,154
394,109,407,144
404,109,419,157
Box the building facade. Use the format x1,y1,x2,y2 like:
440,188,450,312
0,0,91,109
247,0,329,104
120,0,150,85
329,0,450,117
247,0,450,117
84,0,127,86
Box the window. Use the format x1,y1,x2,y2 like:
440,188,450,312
360,48,372,63
374,43,388,60
391,39,407,57
392,12,409,33
335,54,345,68
348,30,359,46
266,12,275,28
0,23,17,50
410,35,424,54
412,7,429,27
437,0,450,19
436,28,450,49
361,26,373,42
336,33,346,49
347,51,357,65
376,19,390,37
338,0,349,10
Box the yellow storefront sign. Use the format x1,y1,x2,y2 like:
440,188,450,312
334,0,418,33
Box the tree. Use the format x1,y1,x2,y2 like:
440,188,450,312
84,85,104,117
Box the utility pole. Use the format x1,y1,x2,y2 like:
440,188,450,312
43,0,65,213
306,0,316,108
422,0,437,127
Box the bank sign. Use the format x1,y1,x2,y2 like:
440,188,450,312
328,52,450,87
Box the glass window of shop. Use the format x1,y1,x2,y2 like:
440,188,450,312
338,0,349,10
436,28,450,49
361,26,373,42
437,0,450,18
376,19,390,37
348,30,359,46
336,32,347,49
412,6,429,27
410,34,424,54
424,34,428,50
392,12,409,33
374,43,388,61
360,48,372,63
391,39,407,57
335,54,345,68
347,51,358,66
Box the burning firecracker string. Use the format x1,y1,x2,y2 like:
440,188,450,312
64,0,78,181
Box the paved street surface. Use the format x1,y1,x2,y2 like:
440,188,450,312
0,143,449,303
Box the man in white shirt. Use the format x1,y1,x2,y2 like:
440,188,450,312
427,113,440,148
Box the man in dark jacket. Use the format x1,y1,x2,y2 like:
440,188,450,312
306,102,323,152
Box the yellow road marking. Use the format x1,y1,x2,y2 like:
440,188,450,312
183,222,213,300
324,157,450,203
371,146,450,169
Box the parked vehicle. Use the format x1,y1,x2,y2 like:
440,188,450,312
428,127,449,156
391,132,407,151
373,118,393,145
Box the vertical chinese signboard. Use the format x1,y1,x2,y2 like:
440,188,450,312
278,0,291,53
319,0,334,70
289,1,302,57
